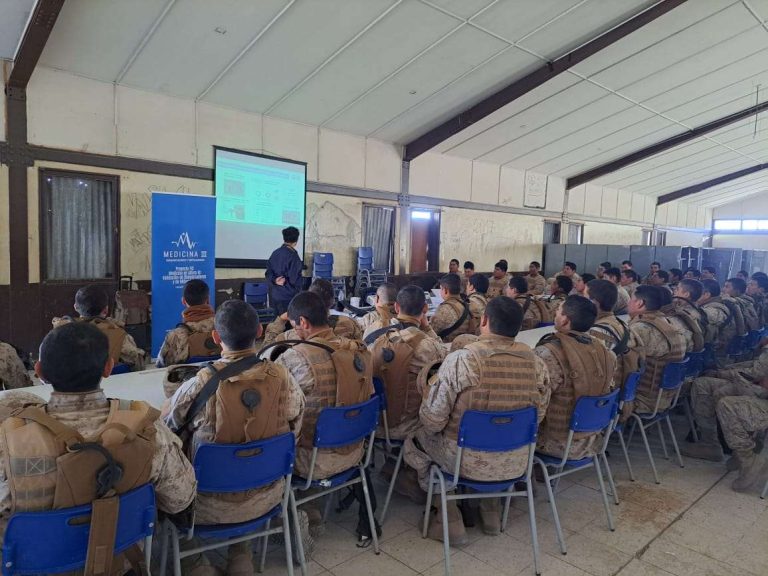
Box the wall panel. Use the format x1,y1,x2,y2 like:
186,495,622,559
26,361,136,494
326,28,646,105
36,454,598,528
582,222,642,245
0,165,8,285
319,128,366,188
196,102,263,167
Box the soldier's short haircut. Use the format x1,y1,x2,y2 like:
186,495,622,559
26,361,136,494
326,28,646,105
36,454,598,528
397,285,426,316
670,268,683,280
555,275,574,295
726,277,747,295
309,278,335,309
561,295,597,332
678,279,703,302
657,270,670,282
215,300,259,350
752,271,768,280
634,285,663,311
287,291,328,329
282,226,300,243
495,260,509,273
450,258,460,266
587,279,617,312
485,296,523,338
620,269,638,282
580,273,596,284
508,275,528,294
376,283,398,303
657,286,672,307
41,322,109,392
686,268,701,278
701,279,720,297
439,273,462,295
738,270,749,278
651,261,661,267
469,274,489,294
183,279,210,306
606,267,622,282
75,284,109,317
463,261,475,270
530,261,541,269
752,276,768,292
703,266,717,275
622,260,633,267
599,261,612,269
564,261,577,271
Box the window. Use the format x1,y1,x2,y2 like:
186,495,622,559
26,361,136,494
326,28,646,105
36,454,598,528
40,170,119,281
567,223,583,244
642,229,653,245
742,220,759,231
713,220,742,231
655,231,667,246
544,221,561,244
712,219,768,232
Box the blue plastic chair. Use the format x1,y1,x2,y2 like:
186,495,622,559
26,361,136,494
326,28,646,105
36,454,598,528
2,484,156,575
609,370,643,491
111,363,131,375
357,247,387,293
291,397,381,570
537,322,555,328
681,350,706,443
371,376,406,524
160,433,298,576
727,334,747,360
535,389,620,555
424,406,541,576
187,355,221,364
627,358,689,484
313,252,334,280
244,282,277,324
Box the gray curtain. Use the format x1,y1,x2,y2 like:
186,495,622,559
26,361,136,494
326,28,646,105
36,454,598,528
45,176,115,280
362,205,394,272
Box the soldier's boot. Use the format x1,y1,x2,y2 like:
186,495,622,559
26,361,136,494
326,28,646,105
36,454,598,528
427,497,468,546
726,454,740,472
732,452,768,493
393,466,426,504
226,541,253,576
679,426,724,462
479,498,501,536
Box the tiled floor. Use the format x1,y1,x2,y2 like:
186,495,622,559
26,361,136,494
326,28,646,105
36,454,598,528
200,414,768,576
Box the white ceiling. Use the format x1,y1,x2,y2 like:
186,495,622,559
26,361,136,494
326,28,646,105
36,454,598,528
0,0,37,61
15,0,768,208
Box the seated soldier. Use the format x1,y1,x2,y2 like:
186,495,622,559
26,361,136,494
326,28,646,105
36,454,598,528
596,261,612,280
651,270,673,293
546,275,573,316
535,296,616,459
0,323,196,574
685,268,701,280
487,260,510,299
628,286,687,413
669,268,683,291
573,273,595,297
165,300,304,576
466,274,489,335
429,273,473,343
461,261,475,294
507,275,550,330
699,278,744,361
666,279,707,354
620,269,639,299
748,274,768,328
658,285,698,355
156,279,221,367
607,268,631,313
525,261,547,296
716,393,768,493
0,341,32,389
725,277,760,333
53,284,145,371
358,283,398,339
404,297,551,543
701,266,717,281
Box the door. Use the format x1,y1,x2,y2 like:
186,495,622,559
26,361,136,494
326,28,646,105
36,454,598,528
410,209,440,273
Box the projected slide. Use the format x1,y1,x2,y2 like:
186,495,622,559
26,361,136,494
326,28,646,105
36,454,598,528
215,147,306,267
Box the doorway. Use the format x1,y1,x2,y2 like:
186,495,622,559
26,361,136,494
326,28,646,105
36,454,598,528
410,209,440,273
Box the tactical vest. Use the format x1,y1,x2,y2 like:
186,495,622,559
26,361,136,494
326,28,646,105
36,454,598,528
80,317,127,364
591,314,643,388
468,293,487,334
369,327,428,428
538,332,615,438
177,322,222,359
736,295,760,331
196,357,289,444
662,302,705,352
444,338,540,440
633,313,686,403
701,299,733,344
719,297,746,336
546,295,566,317
0,399,158,575
438,298,474,341
375,304,395,327
328,315,361,341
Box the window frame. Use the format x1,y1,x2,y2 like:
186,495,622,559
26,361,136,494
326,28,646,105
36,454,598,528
39,168,121,284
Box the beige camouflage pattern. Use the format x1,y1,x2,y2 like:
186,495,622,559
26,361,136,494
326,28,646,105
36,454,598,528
52,316,145,370
165,348,303,523
623,282,639,299
403,340,550,490
487,274,510,299
358,304,397,339
157,316,216,367
263,316,291,345
545,295,566,317
690,376,768,433
629,317,684,412
615,286,630,313
0,343,32,390
467,293,487,335
525,273,547,296
716,395,768,455
429,295,473,343
701,300,730,346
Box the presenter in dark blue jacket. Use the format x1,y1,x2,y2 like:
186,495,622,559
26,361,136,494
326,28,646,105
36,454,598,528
266,226,303,315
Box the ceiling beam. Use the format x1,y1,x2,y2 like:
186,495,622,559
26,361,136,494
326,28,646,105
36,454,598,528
656,163,768,205
402,0,688,162
7,0,65,89
567,100,768,190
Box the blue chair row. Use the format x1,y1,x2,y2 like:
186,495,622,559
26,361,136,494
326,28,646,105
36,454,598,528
244,282,277,324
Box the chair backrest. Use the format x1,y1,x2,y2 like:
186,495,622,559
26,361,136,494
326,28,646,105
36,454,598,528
620,371,642,404
314,397,380,449
727,335,745,356
372,376,388,412
358,247,374,270
111,363,131,375
684,351,704,378
2,484,155,575
537,322,555,328
188,355,221,364
458,406,538,452
193,432,295,493
244,282,269,304
569,389,620,433
660,358,690,391
313,252,334,266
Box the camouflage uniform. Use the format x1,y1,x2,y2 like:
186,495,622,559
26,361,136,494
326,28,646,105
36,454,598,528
525,273,547,296
52,316,145,371
514,295,548,330
467,293,487,335
0,389,196,539
545,294,566,318
736,294,760,331
156,305,216,367
0,343,32,390
266,314,363,345
615,286,630,314
690,375,768,436
429,295,473,343
359,304,397,340
716,395,768,456
165,348,304,523
623,282,639,299
404,335,551,490
487,274,510,299
662,304,694,353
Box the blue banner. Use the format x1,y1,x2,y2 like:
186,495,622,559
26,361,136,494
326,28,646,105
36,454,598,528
151,193,216,358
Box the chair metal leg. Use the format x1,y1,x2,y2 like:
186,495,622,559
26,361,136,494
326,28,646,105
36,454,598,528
593,456,615,532
537,461,566,555
423,467,435,538
437,473,451,576
616,429,635,481
158,520,170,576
666,415,685,468
501,488,513,532
379,449,403,524
322,492,334,523
359,466,380,554
627,418,637,447
633,415,661,484
657,421,670,460
683,397,700,442
601,452,619,505
144,534,153,574
526,480,541,575
282,501,295,576
289,491,306,576
258,519,271,573
170,523,182,576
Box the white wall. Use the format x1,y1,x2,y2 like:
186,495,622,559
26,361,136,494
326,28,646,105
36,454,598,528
581,222,642,245
713,234,768,250
665,230,705,247
714,195,768,219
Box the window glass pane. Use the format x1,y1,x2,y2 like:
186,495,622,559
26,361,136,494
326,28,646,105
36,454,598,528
742,220,759,230
759,221,768,230
714,220,741,231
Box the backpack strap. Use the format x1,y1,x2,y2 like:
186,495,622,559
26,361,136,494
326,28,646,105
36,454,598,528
14,406,84,448
437,300,470,339
175,322,193,334
173,355,263,434
363,322,417,346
